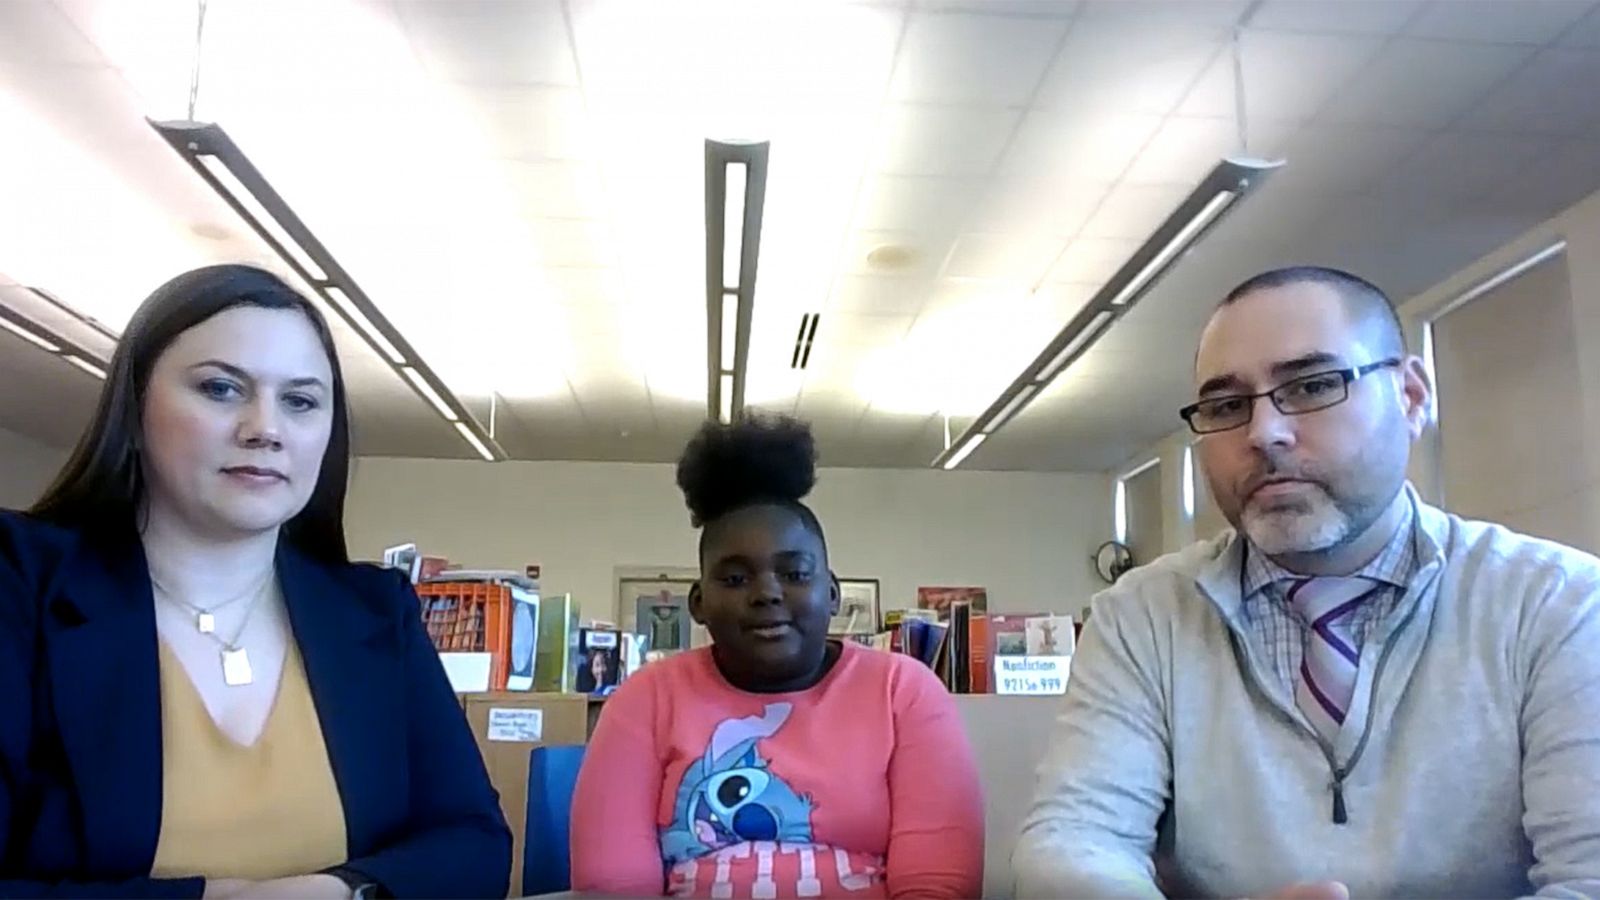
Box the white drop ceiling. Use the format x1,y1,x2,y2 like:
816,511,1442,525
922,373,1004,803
2,0,1599,472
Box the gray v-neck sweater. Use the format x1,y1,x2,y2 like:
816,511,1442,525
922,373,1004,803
1014,490,1600,898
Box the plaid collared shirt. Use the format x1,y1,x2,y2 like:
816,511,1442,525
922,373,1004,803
1239,497,1420,694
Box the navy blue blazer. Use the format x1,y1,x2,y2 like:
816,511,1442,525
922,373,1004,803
0,511,511,898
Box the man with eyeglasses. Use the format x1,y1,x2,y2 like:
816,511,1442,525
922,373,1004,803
1014,267,1600,899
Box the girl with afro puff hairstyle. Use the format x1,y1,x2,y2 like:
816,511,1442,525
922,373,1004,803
570,415,984,899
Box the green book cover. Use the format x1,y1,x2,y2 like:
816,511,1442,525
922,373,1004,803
534,593,578,693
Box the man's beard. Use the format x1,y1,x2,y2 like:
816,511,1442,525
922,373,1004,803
1239,482,1355,556
1232,454,1397,558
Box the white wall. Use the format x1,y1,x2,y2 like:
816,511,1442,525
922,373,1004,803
1399,187,1600,549
344,457,1111,622
0,426,65,510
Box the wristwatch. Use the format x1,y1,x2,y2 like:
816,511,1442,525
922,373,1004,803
323,866,381,900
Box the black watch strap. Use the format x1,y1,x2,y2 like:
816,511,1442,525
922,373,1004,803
323,865,382,900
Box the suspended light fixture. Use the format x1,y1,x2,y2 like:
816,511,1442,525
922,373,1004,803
931,156,1282,470
149,120,506,461
0,284,116,381
705,139,770,425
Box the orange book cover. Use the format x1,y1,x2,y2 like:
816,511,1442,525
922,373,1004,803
969,615,990,693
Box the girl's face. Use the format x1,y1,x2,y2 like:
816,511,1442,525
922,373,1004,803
692,504,839,690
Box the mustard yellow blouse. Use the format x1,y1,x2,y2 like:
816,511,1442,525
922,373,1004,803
150,639,348,880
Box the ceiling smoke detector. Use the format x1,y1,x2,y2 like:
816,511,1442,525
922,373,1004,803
865,243,918,272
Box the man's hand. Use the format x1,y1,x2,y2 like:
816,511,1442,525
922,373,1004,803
1252,881,1351,900
203,875,352,899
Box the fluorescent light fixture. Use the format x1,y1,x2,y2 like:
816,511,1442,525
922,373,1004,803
0,293,116,380
930,156,1282,469
401,366,459,422
1114,479,1128,544
0,315,62,353
325,286,405,365
453,421,495,462
62,355,107,380
152,119,505,462
983,383,1037,434
1037,311,1114,383
721,293,738,372
941,434,987,471
724,163,746,290
719,373,735,424
705,140,770,425
1109,190,1235,307
1182,444,1196,519
196,154,326,283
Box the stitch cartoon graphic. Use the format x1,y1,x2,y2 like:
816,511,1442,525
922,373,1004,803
660,703,814,864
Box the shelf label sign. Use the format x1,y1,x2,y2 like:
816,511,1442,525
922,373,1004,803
995,656,1071,696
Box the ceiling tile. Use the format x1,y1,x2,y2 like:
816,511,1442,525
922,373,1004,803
830,274,938,314
889,12,1070,105
871,105,1023,175
1044,236,1140,284
1034,281,1100,321
851,176,983,233
970,177,1109,236
0,0,105,64
919,1,1081,14
941,233,1061,280
1488,137,1600,215
918,277,1034,316
1456,49,1600,136
1076,0,1251,27
1250,0,1425,35
1178,32,1385,122
547,267,624,323
504,161,604,219
1034,21,1224,115
1003,110,1164,183
398,0,579,85
1404,0,1594,45
1124,117,1292,186
1213,180,1339,249
1270,124,1431,193
531,219,615,268
1560,5,1600,45
814,313,916,347
1317,39,1533,128
1078,184,1191,239
463,86,590,159
1374,132,1557,202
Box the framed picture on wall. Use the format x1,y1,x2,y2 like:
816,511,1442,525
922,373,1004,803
917,586,988,618
830,578,881,636
617,573,704,654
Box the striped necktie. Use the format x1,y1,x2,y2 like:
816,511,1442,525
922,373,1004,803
1286,576,1379,743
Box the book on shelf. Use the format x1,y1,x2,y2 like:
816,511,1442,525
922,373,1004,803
969,614,990,694
947,601,972,693
574,626,623,697
534,593,579,693
988,612,1076,658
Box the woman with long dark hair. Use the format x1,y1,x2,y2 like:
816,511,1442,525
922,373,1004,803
0,265,510,898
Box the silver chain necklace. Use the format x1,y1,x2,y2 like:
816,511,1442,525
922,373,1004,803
153,574,273,687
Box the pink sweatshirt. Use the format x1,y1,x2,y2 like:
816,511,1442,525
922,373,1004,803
570,641,984,898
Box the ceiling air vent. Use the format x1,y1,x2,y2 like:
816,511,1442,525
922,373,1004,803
791,313,820,370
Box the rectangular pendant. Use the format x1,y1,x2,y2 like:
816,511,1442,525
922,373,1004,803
197,612,216,634
222,648,253,686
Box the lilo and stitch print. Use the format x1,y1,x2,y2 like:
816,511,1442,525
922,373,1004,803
660,703,884,898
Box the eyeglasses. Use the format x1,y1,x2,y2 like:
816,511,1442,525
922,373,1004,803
1180,359,1402,435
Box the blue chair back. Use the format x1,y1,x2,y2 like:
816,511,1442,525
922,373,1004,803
523,744,586,897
